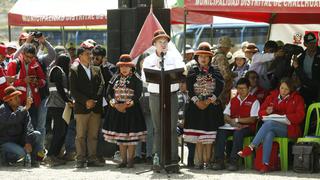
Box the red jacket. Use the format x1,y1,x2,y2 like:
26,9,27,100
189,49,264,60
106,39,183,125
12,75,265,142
7,54,46,107
251,86,269,104
259,90,305,138
0,67,8,101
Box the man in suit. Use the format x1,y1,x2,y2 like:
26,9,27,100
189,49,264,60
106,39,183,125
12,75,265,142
70,47,104,168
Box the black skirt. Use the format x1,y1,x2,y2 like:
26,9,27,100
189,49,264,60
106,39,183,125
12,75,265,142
183,102,224,144
102,103,147,145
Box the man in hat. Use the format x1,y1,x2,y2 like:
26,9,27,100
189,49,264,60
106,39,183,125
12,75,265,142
0,86,41,167
18,32,29,47
70,46,104,168
142,30,185,164
5,43,17,65
212,36,235,108
66,42,77,63
182,44,195,64
293,32,320,107
244,43,259,64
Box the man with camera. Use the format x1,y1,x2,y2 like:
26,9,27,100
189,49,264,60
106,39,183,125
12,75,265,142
14,32,56,68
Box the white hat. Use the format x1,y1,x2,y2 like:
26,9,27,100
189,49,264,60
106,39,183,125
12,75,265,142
7,42,17,49
233,50,247,61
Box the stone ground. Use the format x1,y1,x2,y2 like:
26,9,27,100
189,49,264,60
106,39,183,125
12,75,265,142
0,159,319,180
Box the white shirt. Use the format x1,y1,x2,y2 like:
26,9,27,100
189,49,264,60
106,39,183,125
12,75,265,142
142,51,185,93
249,52,274,89
249,52,274,75
224,95,260,117
81,63,91,80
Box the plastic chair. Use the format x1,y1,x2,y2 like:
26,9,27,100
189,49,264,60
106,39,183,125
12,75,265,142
227,136,253,169
302,102,320,137
297,102,320,143
274,102,320,171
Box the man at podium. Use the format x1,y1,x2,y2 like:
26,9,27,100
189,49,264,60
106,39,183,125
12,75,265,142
141,30,185,163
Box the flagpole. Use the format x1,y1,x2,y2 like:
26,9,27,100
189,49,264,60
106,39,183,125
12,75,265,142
183,8,187,61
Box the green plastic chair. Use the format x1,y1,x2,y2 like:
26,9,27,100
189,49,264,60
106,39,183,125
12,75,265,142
302,102,320,137
227,136,253,169
273,102,320,171
297,102,320,143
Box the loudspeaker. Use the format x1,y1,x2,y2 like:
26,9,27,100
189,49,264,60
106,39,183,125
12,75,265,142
107,7,170,64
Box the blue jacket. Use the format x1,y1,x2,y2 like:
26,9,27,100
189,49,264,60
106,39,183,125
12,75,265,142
0,103,34,146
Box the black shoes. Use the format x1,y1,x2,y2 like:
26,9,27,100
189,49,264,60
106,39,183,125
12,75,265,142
226,159,239,171
87,160,105,167
211,160,225,170
75,161,85,168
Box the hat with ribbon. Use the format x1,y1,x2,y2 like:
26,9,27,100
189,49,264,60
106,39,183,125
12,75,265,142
116,54,135,67
152,30,170,45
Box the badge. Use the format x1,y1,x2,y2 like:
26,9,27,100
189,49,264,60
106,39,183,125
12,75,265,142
293,32,302,44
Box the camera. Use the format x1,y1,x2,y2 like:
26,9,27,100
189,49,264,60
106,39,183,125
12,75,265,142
31,31,43,38
282,44,304,57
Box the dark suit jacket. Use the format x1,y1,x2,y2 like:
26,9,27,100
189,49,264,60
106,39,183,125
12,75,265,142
295,47,320,104
70,63,103,114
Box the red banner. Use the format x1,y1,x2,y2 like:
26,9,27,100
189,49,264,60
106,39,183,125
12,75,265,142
185,0,320,23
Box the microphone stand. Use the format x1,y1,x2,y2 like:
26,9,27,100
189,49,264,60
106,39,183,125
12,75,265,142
136,52,179,175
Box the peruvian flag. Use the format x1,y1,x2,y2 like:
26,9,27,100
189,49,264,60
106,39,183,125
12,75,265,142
130,9,181,61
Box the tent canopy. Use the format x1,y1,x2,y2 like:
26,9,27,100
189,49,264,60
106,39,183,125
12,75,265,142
171,7,212,24
185,0,320,24
8,0,117,26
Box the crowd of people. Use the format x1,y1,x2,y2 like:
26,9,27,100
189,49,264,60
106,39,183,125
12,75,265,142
0,29,319,173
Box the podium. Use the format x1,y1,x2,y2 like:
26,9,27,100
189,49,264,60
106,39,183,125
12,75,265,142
144,67,185,173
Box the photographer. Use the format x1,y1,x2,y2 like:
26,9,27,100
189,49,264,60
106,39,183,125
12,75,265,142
13,32,56,68
293,32,320,107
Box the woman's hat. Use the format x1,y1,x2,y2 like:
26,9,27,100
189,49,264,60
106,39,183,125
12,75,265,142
244,43,259,53
232,50,247,61
152,30,170,45
194,42,214,57
3,86,22,102
116,54,135,67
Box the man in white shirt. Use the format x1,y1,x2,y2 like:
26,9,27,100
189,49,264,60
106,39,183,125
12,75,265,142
212,78,260,171
142,30,185,163
249,40,278,90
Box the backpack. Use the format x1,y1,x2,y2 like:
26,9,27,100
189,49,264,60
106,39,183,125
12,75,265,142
292,141,320,173
254,142,280,171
